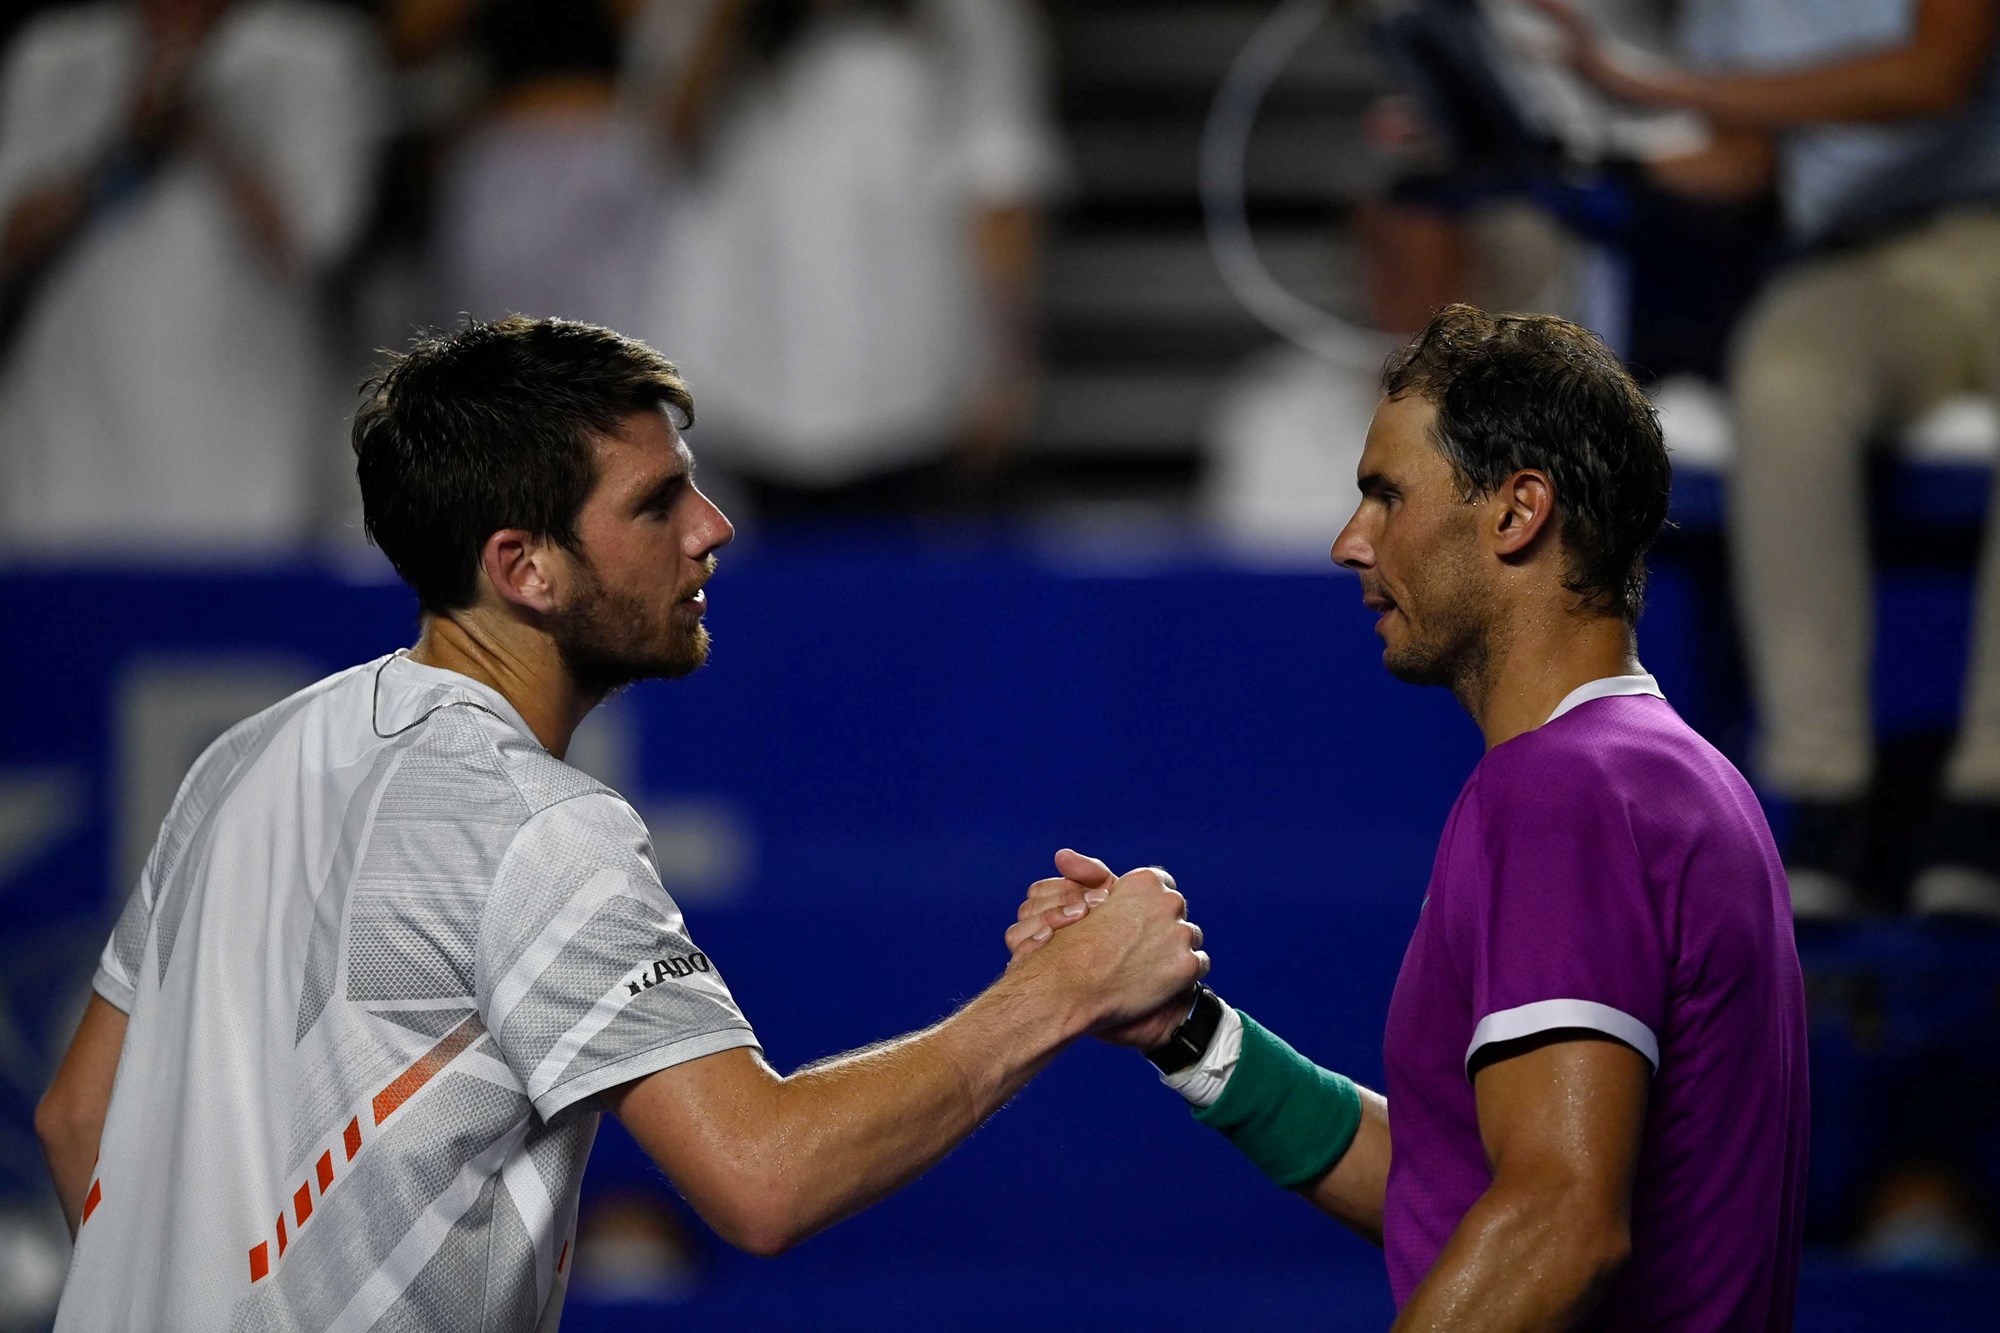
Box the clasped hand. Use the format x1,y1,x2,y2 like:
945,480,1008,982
1005,848,1207,1050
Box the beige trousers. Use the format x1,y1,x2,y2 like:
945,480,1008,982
1729,208,2000,801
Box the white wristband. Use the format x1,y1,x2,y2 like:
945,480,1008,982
1160,1000,1243,1109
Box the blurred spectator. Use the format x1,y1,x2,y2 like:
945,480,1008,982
1854,1159,1992,1268
396,0,667,338
570,1190,704,1301
1548,0,2000,918
1203,194,1576,561
0,0,386,553
635,0,1065,519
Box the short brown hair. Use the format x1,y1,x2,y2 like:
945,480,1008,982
1383,304,1670,621
353,316,695,615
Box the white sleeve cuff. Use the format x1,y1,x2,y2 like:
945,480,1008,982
1161,1000,1243,1109
1464,998,1660,1077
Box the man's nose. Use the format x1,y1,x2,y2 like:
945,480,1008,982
1331,512,1372,572
693,486,735,554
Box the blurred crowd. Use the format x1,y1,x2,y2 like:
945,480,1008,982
0,0,1066,549
1208,0,2000,929
0,0,1995,890
2,0,1998,1288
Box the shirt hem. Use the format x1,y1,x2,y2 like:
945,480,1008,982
1464,998,1659,1076
531,1026,761,1121
90,968,134,1014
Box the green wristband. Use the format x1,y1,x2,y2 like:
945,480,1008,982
1192,1012,1363,1188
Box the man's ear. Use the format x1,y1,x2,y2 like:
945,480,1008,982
478,529,562,614
1490,468,1555,559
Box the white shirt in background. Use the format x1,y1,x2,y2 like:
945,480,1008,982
0,1,386,555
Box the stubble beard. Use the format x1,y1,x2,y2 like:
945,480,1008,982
549,559,711,699
1381,542,1492,712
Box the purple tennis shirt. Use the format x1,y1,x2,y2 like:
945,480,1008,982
1382,677,1808,1329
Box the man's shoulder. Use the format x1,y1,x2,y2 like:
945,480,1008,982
1458,699,1667,828
390,695,626,836
1497,695,1711,781
1472,695,1760,854
173,661,376,805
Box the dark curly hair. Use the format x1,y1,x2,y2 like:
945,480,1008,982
1381,304,1670,622
352,316,695,616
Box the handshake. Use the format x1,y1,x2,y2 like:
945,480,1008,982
999,848,1209,1052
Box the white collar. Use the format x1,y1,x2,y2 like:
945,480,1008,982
372,651,541,746
1544,673,1664,726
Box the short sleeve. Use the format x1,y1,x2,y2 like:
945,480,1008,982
1451,768,1666,1077
92,864,154,1013
477,793,759,1121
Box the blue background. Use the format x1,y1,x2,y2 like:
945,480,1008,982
2,526,1995,1329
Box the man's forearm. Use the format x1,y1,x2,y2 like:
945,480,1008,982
36,994,127,1239
1175,1008,1386,1242
1390,1184,1628,1333
1299,1086,1391,1243
37,1111,99,1238
756,971,1086,1246
1658,49,1986,128
621,962,1094,1256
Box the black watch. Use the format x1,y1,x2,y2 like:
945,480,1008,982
1144,985,1224,1074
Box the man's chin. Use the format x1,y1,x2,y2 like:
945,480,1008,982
560,632,710,696
1383,646,1449,688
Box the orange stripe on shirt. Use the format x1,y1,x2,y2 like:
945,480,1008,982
81,1179,102,1224
372,1014,484,1126
316,1150,335,1195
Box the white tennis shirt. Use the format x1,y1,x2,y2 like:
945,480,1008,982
56,653,760,1332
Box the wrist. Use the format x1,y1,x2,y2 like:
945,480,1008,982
1159,996,1242,1109
996,950,1098,1046
1192,1012,1363,1189
1144,984,1223,1074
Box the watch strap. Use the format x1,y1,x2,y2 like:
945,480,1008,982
1145,984,1224,1074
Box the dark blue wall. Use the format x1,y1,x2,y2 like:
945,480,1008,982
1,533,1991,1329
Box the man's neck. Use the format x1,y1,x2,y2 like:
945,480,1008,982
1463,605,1640,751
408,613,596,758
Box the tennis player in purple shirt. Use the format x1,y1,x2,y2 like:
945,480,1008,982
1012,305,1810,1330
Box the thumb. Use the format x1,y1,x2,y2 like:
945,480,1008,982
1053,848,1116,889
